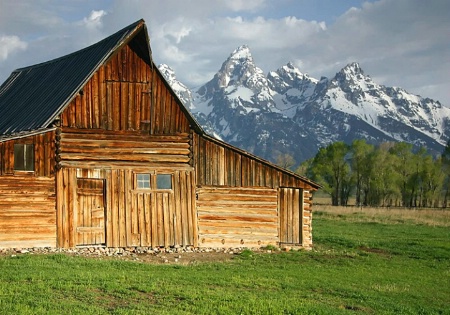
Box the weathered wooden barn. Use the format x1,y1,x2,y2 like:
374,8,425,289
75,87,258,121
0,20,320,250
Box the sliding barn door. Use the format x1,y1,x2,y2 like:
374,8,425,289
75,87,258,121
278,188,303,246
76,178,106,245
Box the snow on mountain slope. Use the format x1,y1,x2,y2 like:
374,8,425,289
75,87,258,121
304,62,450,146
159,48,449,163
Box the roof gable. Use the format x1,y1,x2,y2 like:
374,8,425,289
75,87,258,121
0,19,148,139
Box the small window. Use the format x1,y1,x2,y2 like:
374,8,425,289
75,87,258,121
156,174,172,190
14,144,34,171
136,174,151,189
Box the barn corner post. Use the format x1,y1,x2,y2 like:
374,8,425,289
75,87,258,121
302,189,313,250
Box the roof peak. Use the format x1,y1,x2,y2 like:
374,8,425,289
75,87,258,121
15,19,145,73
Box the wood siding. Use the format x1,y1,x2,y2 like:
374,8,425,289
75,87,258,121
278,188,313,249
197,186,279,248
60,44,191,134
58,128,192,169
0,176,56,248
57,168,196,248
194,135,315,189
0,132,55,176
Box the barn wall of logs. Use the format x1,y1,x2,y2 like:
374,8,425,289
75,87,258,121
0,132,56,248
0,175,56,248
197,186,279,248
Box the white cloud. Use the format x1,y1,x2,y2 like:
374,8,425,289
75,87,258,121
0,0,449,106
0,35,27,61
82,10,107,30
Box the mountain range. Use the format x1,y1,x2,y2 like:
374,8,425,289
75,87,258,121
159,45,450,165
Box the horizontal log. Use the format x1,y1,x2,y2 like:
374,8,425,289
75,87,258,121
198,194,277,202
198,220,278,229
0,218,55,226
61,146,190,155
197,187,277,195
59,153,190,163
197,207,277,215
198,233,278,241
198,214,277,223
198,227,278,236
61,128,190,141
0,203,55,210
198,238,277,248
0,239,56,248
0,211,55,217
61,137,190,147
197,200,277,207
60,161,194,170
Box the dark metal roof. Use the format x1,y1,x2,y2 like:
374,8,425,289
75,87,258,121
0,19,147,140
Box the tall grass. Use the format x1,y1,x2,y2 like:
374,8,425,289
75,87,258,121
315,204,450,227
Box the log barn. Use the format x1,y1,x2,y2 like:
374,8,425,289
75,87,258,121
0,20,320,250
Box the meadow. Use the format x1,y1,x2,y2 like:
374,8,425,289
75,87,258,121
0,205,448,314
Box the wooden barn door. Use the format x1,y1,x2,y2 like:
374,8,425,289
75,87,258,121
278,188,303,246
76,178,106,246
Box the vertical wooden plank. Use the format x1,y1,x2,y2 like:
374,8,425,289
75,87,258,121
106,82,113,130
174,171,182,246
86,80,92,128
68,168,76,248
143,193,150,246
293,189,300,244
99,67,107,129
151,192,158,247
189,171,198,247
120,82,128,130
113,82,121,131
118,170,126,247
110,170,118,247
105,170,113,247
92,72,100,128
56,169,64,247
287,188,293,244
126,171,133,246
153,77,161,134
162,193,170,247
128,82,135,130
180,171,188,245
156,194,164,246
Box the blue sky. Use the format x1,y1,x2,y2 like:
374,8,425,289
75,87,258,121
0,0,448,105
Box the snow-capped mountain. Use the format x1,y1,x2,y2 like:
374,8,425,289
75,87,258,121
159,46,449,165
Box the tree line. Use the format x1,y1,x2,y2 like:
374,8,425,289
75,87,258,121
295,139,450,208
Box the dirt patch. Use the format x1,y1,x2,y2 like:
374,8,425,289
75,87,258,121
0,247,279,265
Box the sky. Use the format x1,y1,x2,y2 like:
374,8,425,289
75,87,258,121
0,0,449,106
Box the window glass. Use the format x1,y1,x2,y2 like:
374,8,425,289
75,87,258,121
136,174,151,189
14,144,34,171
156,174,172,189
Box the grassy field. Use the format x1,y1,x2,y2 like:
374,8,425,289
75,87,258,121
0,207,449,314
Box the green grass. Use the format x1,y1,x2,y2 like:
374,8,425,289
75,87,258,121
0,212,449,314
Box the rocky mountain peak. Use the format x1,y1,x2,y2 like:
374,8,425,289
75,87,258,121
229,45,253,62
160,50,449,165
